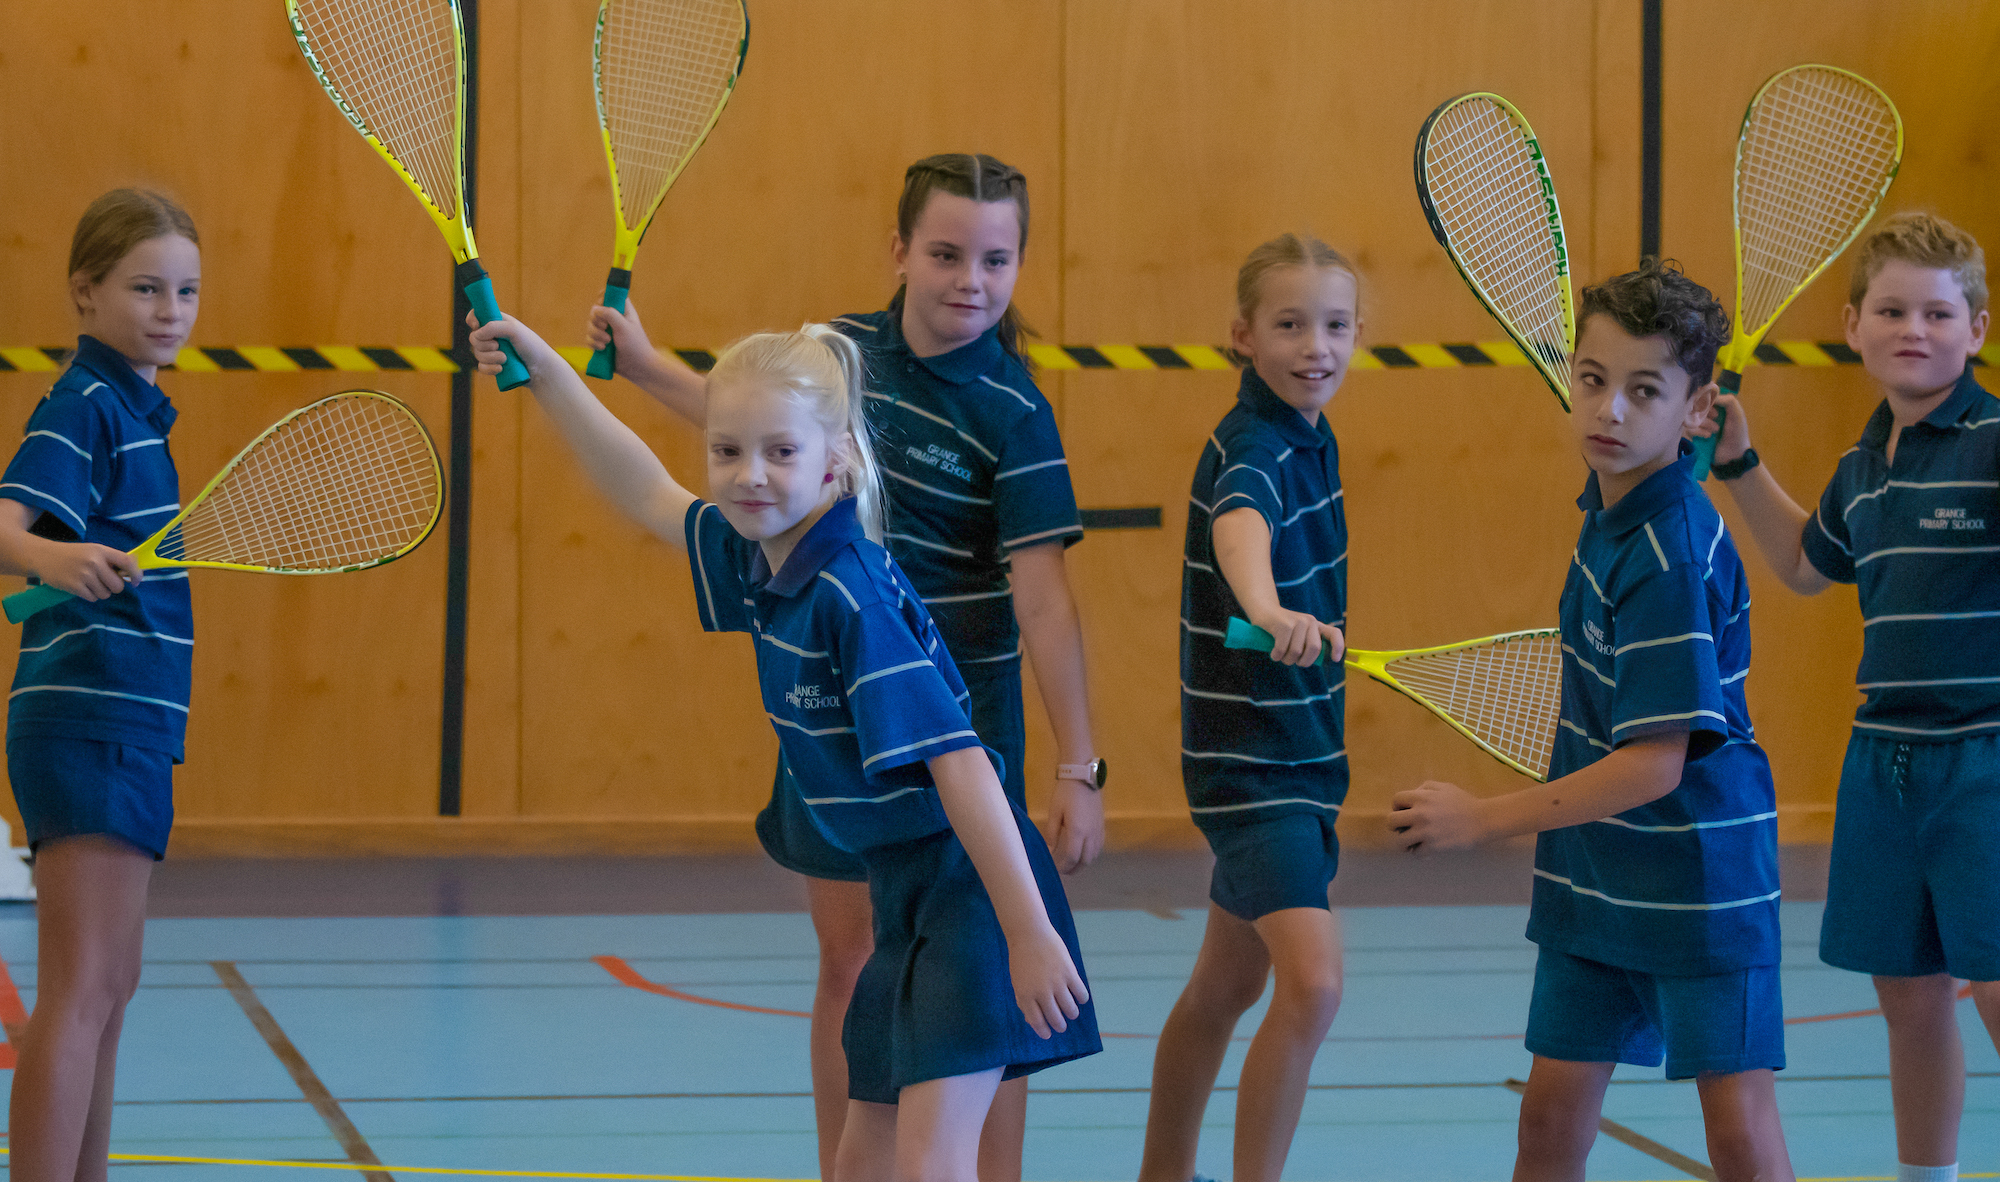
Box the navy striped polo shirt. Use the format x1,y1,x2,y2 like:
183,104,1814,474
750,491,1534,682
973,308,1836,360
687,496,994,853
1801,367,2000,740
832,310,1082,673
1179,368,1347,834
2,335,193,759
1528,448,1780,976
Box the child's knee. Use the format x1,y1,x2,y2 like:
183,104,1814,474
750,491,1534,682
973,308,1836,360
1270,964,1343,1025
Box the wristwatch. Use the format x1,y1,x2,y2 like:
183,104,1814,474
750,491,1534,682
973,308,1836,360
1057,758,1108,791
1711,447,1761,481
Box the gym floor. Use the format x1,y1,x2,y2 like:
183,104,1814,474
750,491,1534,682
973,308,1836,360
0,844,1994,1181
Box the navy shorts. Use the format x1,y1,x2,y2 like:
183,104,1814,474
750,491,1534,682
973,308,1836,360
9,737,174,861
843,802,1100,1102
1525,946,1785,1079
756,667,1027,883
1203,810,1340,922
1820,731,2000,981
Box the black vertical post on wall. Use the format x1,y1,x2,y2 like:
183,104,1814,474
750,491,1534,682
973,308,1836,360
1640,0,1663,262
439,0,480,817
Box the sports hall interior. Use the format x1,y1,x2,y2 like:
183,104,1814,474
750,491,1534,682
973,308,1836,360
0,2,1995,1179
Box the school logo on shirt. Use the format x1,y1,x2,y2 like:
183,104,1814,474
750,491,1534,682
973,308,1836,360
905,443,974,483
786,683,843,710
1917,507,1986,531
1584,619,1613,656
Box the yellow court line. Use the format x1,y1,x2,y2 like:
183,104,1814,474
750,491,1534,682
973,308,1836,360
0,1150,807,1182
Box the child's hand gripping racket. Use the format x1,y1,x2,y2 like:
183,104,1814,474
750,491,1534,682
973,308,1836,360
5,393,443,624
586,0,749,379
288,0,531,389
1690,64,1902,479
1224,616,1561,781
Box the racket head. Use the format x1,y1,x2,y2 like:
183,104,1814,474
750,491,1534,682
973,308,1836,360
594,0,750,266
1416,92,1576,410
1724,63,1903,371
135,391,444,575
1348,629,1563,781
288,0,475,261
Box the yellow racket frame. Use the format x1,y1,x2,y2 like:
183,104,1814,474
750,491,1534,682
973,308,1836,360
1415,91,1576,411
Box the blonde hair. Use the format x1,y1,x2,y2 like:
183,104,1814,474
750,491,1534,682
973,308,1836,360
70,189,198,291
1236,232,1356,321
1849,211,1987,314
708,325,885,544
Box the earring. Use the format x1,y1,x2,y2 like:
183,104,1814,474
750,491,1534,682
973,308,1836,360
824,472,835,484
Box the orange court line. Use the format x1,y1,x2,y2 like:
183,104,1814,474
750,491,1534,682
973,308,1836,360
0,948,26,1070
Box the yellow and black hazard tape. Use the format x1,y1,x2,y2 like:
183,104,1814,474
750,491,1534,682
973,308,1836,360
4,341,1997,375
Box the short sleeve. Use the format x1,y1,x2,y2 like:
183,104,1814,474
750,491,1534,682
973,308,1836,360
1,394,107,539
993,402,1082,554
840,603,983,786
1609,565,1728,760
684,500,755,633
1209,444,1284,536
1801,473,1857,584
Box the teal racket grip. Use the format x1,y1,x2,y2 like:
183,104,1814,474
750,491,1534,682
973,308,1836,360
458,265,530,391
1223,616,1331,666
5,583,76,625
1689,368,1743,482
585,269,632,381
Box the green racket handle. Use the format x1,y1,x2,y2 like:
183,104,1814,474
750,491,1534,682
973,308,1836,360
457,262,530,391
1688,367,1743,481
4,583,77,625
585,269,632,381
1223,616,1331,666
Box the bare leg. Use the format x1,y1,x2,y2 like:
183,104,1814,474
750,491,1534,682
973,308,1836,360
1875,974,1965,1167
1512,1056,1615,1182
1694,1069,1794,1181
1136,903,1272,1182
7,835,153,1182
1970,978,2000,1059
806,876,874,1182
894,1068,1004,1182
975,1075,1027,1182
835,1099,898,1182
1232,906,1342,1182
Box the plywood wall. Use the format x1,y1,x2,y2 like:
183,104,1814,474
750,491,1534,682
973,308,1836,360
0,0,1993,854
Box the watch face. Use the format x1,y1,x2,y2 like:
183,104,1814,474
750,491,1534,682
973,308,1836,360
1092,757,1108,788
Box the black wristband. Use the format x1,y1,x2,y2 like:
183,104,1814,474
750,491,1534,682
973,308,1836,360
1711,447,1761,481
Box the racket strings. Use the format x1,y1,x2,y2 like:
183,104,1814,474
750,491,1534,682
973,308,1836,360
1737,68,1899,329
1422,101,1572,383
293,0,463,219
1385,632,1563,779
599,0,744,228
161,397,441,571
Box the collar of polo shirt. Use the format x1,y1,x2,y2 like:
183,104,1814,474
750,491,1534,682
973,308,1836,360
749,496,866,597
72,334,178,434
1859,363,1987,452
1234,367,1333,451
1576,440,1699,537
882,307,1006,386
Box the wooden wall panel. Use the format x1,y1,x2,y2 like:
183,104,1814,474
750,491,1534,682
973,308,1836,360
0,1,1989,852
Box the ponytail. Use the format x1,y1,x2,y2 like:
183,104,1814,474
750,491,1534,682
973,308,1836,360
801,325,886,545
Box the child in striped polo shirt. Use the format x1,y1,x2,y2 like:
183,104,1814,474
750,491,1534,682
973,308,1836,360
1698,212,1997,1182
467,311,1098,1182
1394,260,1793,1180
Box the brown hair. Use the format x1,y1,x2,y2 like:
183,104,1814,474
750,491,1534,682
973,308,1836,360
69,189,199,291
1848,211,1987,314
1236,233,1356,322
890,153,1034,362
1578,258,1731,389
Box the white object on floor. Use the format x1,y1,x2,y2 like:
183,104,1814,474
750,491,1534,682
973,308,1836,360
0,817,33,901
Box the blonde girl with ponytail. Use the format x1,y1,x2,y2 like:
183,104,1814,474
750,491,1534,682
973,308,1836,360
470,311,1101,1181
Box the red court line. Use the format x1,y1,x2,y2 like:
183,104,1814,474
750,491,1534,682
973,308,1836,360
0,947,25,1070
596,956,1980,1041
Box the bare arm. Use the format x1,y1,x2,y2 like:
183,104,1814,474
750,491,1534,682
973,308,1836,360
584,299,708,426
0,499,140,599
1697,394,1831,596
927,744,1089,1037
1388,731,1687,852
1212,506,1344,665
470,314,696,549
1008,541,1103,873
